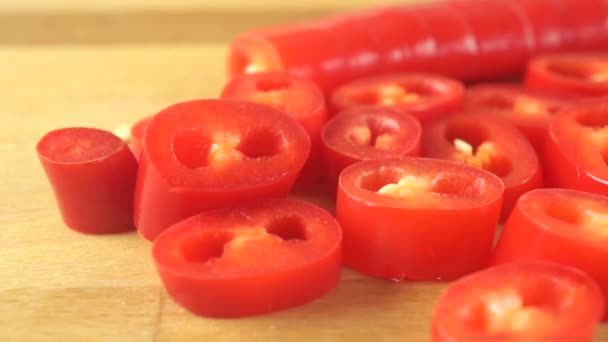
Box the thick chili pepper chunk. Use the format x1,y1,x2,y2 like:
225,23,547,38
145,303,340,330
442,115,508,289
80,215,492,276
37,127,137,234
337,157,503,281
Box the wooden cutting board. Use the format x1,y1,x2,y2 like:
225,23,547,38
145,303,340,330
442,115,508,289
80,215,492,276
1,1,606,341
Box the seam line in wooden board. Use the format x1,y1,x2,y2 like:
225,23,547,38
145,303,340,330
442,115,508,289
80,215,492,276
0,9,338,45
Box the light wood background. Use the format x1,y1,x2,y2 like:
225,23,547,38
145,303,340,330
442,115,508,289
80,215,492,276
1,1,606,341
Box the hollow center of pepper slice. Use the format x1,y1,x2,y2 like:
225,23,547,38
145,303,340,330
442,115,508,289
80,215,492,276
347,114,401,150
248,77,292,112
207,133,245,165
181,215,310,266
348,126,396,150
376,83,421,105
453,139,496,169
377,175,431,197
545,200,608,238
480,288,552,334
452,139,511,178
367,167,486,199
250,89,288,112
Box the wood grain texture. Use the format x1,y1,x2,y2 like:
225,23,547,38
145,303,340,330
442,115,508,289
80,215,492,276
1,1,607,341
0,0,411,12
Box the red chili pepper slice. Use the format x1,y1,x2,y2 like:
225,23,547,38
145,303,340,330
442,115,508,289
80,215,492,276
134,99,310,240
37,127,137,234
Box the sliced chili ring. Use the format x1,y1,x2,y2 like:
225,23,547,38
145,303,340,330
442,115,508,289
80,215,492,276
337,157,503,281
152,198,342,318
134,99,310,241
492,188,608,320
321,106,422,186
330,72,464,123
543,98,608,195
464,84,574,153
221,72,328,186
432,261,605,342
423,111,543,221
525,54,608,96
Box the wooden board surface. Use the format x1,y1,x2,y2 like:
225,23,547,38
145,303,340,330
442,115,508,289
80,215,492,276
1,1,607,341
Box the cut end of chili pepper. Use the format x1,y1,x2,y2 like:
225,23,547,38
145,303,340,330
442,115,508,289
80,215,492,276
180,231,233,264
249,77,291,111
477,288,553,334
37,127,125,164
545,200,608,239
177,214,312,267
359,165,488,200
171,127,286,170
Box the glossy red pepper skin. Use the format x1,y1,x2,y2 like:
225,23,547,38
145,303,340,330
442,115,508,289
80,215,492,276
37,127,137,234
320,12,383,86
229,0,608,93
221,72,328,187
509,0,566,53
415,3,478,79
134,99,310,241
446,0,531,79
423,111,543,221
557,0,608,51
363,6,436,76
